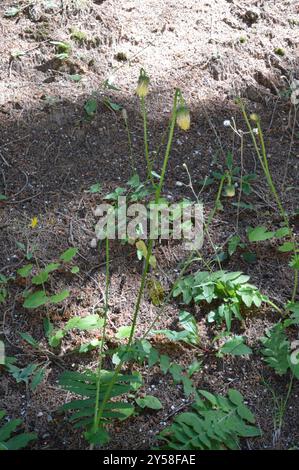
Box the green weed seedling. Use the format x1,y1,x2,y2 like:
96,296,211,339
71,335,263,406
173,270,266,331
17,247,78,310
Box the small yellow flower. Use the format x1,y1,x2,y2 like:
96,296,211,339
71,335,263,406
176,105,190,131
30,217,38,228
136,69,149,98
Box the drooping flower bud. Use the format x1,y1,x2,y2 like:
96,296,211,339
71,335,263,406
250,113,259,122
176,105,190,131
225,184,236,197
136,69,149,98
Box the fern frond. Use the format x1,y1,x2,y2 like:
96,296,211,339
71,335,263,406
59,369,140,444
0,411,36,450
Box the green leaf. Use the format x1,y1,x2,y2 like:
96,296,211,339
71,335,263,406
0,412,36,450
274,227,290,238
48,329,65,348
31,367,45,391
19,332,39,348
188,360,202,377
69,74,82,82
228,389,244,406
4,7,20,17
32,263,60,285
60,247,78,262
115,325,132,339
290,254,299,270
228,235,241,256
160,354,170,374
65,314,104,331
88,183,101,193
23,290,48,309
71,266,80,274
17,264,33,278
242,251,256,263
248,226,275,242
84,98,97,117
48,289,69,304
219,336,252,356
169,363,183,383
182,376,195,397
6,363,37,385
104,97,122,111
136,395,163,410
159,389,261,450
278,241,296,252
261,323,290,375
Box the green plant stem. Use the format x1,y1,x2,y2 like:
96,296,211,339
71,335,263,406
141,96,152,181
292,270,298,302
239,100,298,303
124,115,136,174
94,89,180,438
92,237,110,436
142,174,227,338
266,298,283,315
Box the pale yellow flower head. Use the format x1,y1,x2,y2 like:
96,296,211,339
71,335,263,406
136,69,149,98
176,105,190,131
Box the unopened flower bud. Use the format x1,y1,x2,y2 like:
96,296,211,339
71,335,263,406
136,69,149,98
250,113,259,122
225,185,236,197
121,108,128,121
90,238,97,248
176,105,190,131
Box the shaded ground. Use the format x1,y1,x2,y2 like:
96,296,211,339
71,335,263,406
0,0,299,450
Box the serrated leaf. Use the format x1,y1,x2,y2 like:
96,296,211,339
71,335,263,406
48,289,69,304
17,264,33,278
60,247,78,262
136,395,162,410
248,226,275,242
115,325,131,339
219,336,252,356
278,241,296,253
19,332,39,348
23,290,48,309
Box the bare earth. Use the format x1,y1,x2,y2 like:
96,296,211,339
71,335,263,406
0,0,298,450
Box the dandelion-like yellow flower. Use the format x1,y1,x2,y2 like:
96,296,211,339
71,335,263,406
30,217,38,228
136,69,149,98
176,105,190,131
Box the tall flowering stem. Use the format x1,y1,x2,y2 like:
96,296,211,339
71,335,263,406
94,89,183,436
